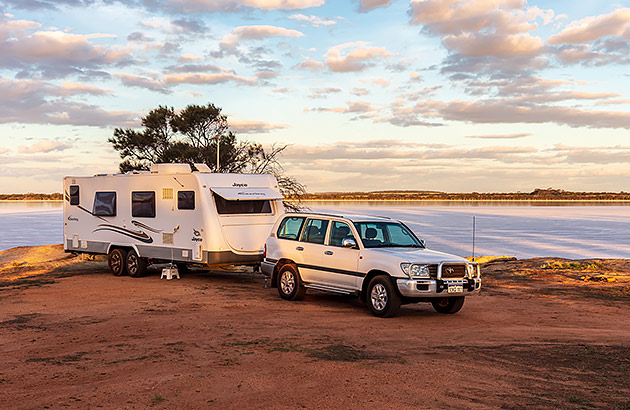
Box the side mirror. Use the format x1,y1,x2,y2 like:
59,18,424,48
342,238,358,249
420,239,426,247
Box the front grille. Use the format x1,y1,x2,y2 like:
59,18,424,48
440,264,467,278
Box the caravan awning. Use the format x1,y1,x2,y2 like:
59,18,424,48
211,187,284,200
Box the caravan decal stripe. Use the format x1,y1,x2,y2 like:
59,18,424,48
131,220,163,233
297,263,365,278
77,205,108,222
93,224,153,244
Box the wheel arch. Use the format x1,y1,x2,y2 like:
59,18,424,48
271,258,298,287
360,269,391,302
106,243,139,255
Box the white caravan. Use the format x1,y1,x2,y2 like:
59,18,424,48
63,163,284,277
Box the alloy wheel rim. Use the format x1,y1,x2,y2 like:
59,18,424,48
371,283,388,311
280,271,295,294
111,253,121,272
128,255,137,274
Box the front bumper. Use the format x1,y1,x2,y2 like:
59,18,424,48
396,277,481,298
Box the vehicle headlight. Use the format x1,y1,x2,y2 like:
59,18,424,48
401,263,430,278
467,264,478,278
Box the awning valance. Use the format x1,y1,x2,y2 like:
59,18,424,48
211,187,284,200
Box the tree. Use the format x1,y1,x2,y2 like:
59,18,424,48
109,103,306,210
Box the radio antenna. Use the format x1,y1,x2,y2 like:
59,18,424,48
472,216,476,262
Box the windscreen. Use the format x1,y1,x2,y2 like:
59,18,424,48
353,222,423,248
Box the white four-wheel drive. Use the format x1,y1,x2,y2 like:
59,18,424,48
262,213,481,317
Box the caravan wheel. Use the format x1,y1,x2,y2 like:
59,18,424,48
108,248,127,276
126,250,148,277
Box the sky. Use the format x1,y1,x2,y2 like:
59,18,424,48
0,0,629,194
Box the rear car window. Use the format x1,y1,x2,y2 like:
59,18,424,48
277,217,306,240
300,219,329,244
93,192,116,216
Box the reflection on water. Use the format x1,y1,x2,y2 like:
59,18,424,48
1,200,628,258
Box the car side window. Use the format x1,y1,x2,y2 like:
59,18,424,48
328,221,356,247
300,218,329,244
277,216,306,240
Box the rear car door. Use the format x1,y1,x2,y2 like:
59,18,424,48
296,218,330,284
319,220,361,290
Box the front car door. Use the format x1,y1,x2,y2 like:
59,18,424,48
318,220,361,290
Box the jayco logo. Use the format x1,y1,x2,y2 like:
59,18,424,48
232,183,248,187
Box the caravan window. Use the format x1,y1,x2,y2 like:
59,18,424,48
178,191,195,210
93,192,116,216
69,185,79,205
132,191,155,218
213,193,271,215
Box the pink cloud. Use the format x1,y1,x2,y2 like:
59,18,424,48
548,8,630,45
325,42,392,72
219,25,303,51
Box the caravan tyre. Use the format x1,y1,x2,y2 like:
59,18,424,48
126,249,148,277
108,248,127,276
277,264,306,301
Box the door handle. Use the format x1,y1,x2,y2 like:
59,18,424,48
296,246,304,251
324,250,334,255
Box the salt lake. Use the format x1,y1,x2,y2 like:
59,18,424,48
1,201,628,259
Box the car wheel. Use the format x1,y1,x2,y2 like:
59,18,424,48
126,249,148,278
431,296,465,314
367,275,401,318
108,248,127,276
277,264,306,301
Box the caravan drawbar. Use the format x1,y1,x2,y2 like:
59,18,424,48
63,163,285,276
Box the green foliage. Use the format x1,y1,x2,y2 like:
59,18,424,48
108,102,306,210
109,103,246,173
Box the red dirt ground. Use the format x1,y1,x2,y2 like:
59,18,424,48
0,245,629,409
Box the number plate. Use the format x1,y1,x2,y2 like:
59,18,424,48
447,283,464,293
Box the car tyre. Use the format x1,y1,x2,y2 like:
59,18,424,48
367,275,401,318
108,248,127,276
431,296,465,314
277,264,306,301
126,249,148,277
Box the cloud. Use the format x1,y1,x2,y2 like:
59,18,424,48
294,57,324,71
307,87,342,99
443,32,544,57
255,70,279,79
413,99,630,129
325,41,392,72
18,140,72,153
465,133,531,139
288,14,336,27
164,64,233,74
115,73,169,93
408,0,550,35
351,87,369,96
159,0,324,13
308,100,377,114
162,72,257,85
219,25,303,52
0,77,136,127
358,0,394,13
548,8,630,45
361,77,390,87
0,24,133,79
228,118,289,133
